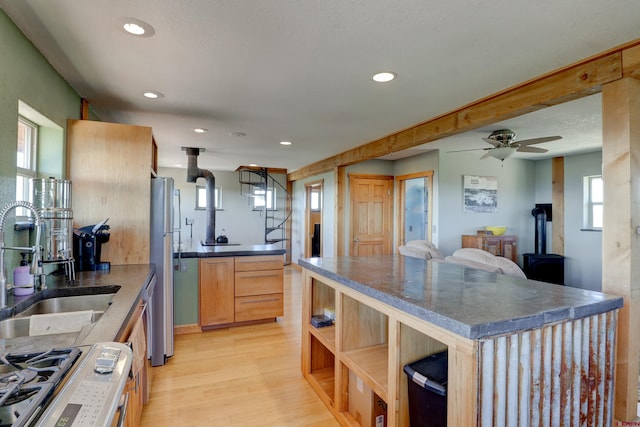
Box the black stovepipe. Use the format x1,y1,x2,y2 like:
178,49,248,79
531,207,547,254
185,147,216,245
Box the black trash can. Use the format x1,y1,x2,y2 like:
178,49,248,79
403,350,447,427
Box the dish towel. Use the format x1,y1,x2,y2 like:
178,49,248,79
129,313,146,377
29,310,94,336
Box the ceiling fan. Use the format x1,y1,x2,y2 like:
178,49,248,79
449,129,562,161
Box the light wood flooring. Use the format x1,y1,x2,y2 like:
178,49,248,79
140,266,339,427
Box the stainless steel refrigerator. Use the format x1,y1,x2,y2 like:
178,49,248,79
150,177,177,366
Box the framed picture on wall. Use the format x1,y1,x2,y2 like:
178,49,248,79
463,175,497,213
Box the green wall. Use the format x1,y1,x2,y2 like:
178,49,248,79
173,258,198,325
0,10,81,269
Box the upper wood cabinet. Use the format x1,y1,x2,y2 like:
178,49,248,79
67,119,155,265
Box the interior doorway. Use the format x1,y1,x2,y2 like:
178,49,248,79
396,171,433,245
305,181,323,258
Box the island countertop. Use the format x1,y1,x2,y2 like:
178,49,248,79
299,255,623,339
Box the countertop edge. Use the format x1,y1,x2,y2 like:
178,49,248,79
299,257,624,340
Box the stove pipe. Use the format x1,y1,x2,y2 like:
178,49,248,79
184,147,216,245
531,207,547,254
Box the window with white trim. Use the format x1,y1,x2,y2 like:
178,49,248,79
195,185,222,210
252,187,275,210
16,117,37,217
584,175,603,230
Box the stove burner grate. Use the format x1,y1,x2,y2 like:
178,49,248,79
0,348,80,427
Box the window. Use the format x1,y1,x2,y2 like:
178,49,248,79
16,117,38,216
252,187,276,210
584,175,603,229
196,185,221,210
310,188,322,211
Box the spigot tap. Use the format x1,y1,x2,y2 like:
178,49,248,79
0,201,43,308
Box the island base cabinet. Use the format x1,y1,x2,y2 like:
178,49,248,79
300,269,476,427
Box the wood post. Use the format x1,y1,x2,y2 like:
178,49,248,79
551,157,565,255
601,77,640,422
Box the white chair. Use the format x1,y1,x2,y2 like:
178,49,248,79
445,247,526,278
398,240,444,260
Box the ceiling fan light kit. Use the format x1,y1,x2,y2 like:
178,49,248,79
487,146,517,161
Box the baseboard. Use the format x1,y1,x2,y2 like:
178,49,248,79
174,324,201,335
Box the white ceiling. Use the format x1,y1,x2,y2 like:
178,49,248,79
1,1,637,172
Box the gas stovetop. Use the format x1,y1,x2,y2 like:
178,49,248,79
0,348,80,427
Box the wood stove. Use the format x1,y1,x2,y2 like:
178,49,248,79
523,205,565,285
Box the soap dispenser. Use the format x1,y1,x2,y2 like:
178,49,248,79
13,252,34,296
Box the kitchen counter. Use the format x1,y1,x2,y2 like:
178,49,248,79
0,264,154,353
299,255,623,426
176,240,286,258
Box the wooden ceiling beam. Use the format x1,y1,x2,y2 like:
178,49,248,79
288,38,640,182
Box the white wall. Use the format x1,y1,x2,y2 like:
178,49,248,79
158,167,285,246
291,170,335,264
436,151,537,260
563,152,602,291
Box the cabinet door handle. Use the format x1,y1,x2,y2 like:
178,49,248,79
116,392,130,427
243,273,280,279
240,297,280,304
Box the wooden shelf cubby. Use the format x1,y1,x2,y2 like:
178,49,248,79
302,269,453,427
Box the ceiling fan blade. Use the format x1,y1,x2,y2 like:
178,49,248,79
447,147,491,153
517,146,548,153
481,138,502,147
517,136,562,146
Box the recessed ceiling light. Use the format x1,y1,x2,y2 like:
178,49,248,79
194,128,208,133
229,131,247,137
372,72,397,83
118,17,155,37
249,163,258,167
280,141,292,146
143,91,163,99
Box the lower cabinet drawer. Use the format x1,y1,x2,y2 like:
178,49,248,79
235,293,283,322
235,270,283,297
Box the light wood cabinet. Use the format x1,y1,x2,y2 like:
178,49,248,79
199,255,284,329
199,257,235,327
461,234,518,263
67,119,156,265
118,300,147,427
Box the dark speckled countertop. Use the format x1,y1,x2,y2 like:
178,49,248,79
0,264,154,353
177,239,286,258
299,255,623,340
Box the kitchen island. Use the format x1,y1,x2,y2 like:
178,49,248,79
299,255,623,427
176,242,286,331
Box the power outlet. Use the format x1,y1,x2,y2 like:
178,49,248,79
180,260,188,272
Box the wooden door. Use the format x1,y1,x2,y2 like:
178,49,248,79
350,175,393,256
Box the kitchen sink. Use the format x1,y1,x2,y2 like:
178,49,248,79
0,293,117,339
0,311,104,339
17,293,115,317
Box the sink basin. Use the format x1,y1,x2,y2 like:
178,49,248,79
0,311,103,339
17,293,115,317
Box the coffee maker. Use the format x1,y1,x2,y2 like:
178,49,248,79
73,219,111,271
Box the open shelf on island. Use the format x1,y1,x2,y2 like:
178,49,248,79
310,323,335,351
308,333,335,405
341,344,388,401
